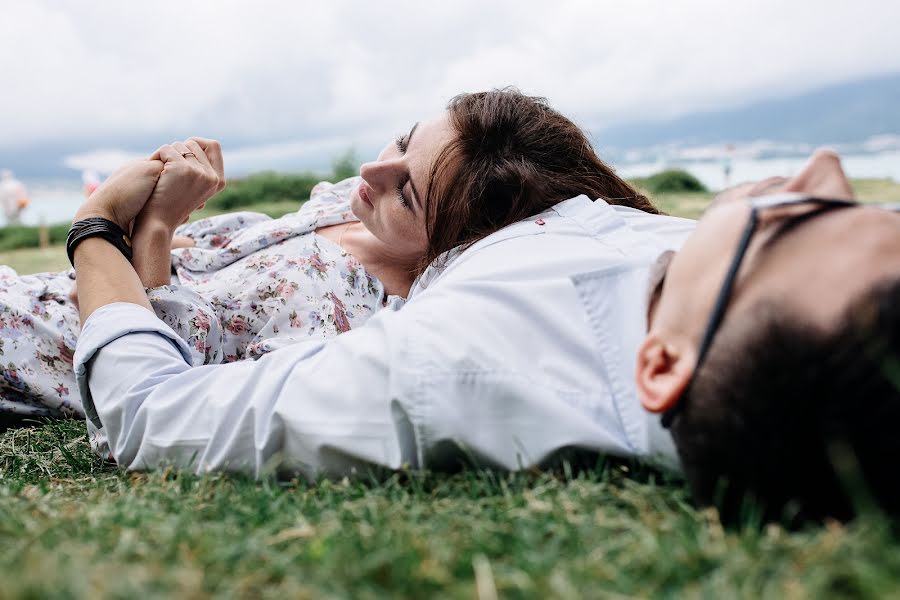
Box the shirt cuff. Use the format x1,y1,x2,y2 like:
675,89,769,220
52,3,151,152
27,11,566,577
74,302,193,428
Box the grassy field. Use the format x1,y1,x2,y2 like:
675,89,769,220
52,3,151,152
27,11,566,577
2,420,898,599
1,180,899,598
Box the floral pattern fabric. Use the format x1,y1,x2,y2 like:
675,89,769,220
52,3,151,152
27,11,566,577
0,267,80,417
0,176,398,418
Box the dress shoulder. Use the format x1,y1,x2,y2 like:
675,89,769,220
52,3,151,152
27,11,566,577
300,176,361,217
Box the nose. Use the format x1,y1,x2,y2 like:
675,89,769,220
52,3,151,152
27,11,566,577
784,149,855,200
359,156,403,191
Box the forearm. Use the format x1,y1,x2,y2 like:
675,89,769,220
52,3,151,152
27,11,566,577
74,237,152,323
131,216,177,288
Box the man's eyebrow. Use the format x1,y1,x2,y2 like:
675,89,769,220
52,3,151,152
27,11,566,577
406,122,422,211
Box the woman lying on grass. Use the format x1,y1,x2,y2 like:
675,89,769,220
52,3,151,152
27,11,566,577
0,88,658,425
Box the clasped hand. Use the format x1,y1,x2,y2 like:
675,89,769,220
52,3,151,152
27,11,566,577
75,137,226,235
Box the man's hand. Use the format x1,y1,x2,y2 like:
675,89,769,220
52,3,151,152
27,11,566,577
74,160,164,231
139,138,225,234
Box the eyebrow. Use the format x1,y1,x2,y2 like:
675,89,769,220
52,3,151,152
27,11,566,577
406,122,422,211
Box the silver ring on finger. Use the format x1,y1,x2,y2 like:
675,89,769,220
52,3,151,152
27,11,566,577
181,152,197,158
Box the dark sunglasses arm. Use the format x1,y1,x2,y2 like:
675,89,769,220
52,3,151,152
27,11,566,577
660,207,760,429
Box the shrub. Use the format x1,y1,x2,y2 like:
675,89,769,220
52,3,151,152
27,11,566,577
331,149,359,182
206,171,323,211
0,224,70,252
630,169,707,194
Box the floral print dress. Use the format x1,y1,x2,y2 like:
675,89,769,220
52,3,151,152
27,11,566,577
0,176,400,419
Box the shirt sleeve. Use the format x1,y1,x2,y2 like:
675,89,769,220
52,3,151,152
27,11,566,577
74,302,421,479
146,285,224,366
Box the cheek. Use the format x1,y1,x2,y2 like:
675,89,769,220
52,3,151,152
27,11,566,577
385,208,427,252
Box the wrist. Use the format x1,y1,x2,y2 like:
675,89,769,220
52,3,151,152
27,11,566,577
67,217,134,268
135,205,183,235
132,214,176,245
130,214,177,289
75,203,127,231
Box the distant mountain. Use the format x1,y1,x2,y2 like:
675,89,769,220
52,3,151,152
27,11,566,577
5,72,899,179
594,72,900,150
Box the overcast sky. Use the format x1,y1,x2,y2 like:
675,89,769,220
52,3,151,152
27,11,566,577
3,0,900,174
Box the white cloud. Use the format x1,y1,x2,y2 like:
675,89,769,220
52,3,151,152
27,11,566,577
2,0,900,164
62,149,144,173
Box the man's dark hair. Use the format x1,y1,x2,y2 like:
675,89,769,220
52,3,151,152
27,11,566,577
671,277,900,525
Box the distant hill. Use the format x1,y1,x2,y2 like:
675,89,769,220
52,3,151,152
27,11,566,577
594,72,900,150
5,72,899,179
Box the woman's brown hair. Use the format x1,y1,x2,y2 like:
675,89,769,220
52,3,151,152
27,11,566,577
420,88,658,272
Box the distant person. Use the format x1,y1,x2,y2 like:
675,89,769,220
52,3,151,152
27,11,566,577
722,143,734,188
0,169,29,225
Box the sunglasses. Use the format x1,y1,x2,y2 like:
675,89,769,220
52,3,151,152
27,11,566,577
661,193,900,429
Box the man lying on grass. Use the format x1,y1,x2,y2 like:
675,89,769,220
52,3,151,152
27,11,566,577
635,152,900,523
70,135,898,525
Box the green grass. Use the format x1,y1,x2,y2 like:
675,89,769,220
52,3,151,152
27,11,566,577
851,177,900,202
0,245,70,274
2,176,900,597
1,420,898,599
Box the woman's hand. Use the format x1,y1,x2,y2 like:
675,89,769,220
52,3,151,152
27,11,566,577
171,234,196,249
138,138,225,234
127,137,221,288
74,160,164,231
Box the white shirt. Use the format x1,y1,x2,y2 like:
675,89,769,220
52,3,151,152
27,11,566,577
73,195,695,478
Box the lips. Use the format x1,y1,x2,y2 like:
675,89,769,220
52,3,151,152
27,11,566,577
358,182,374,207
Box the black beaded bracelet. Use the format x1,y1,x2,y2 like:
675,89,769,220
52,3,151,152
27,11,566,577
66,217,133,268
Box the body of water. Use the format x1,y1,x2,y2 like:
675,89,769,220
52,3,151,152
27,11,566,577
616,150,900,192
3,151,898,227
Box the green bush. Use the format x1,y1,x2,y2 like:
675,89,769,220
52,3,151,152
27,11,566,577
0,223,70,252
630,169,707,194
206,171,324,211
331,148,359,182
207,151,361,212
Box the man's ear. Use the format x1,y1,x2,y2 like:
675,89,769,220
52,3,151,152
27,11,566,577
636,332,695,414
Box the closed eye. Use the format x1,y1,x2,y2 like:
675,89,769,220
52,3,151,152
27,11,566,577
396,176,412,211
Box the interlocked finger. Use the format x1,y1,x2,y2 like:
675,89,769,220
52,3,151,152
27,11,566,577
171,141,198,161
188,137,225,191
152,144,187,164
184,139,213,170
